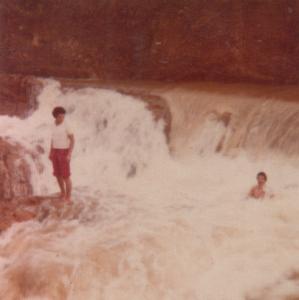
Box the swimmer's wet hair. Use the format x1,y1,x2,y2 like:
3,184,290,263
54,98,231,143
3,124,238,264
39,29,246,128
257,172,267,181
52,106,66,118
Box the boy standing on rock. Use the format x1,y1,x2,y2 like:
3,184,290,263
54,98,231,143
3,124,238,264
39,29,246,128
49,107,74,202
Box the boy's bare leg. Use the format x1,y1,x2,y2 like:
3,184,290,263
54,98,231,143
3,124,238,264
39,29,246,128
56,177,66,199
65,177,72,202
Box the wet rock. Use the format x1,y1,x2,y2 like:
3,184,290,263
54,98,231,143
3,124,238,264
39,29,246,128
0,138,44,230
115,89,171,140
0,196,72,232
0,138,33,199
0,198,36,232
0,139,58,231
0,74,41,118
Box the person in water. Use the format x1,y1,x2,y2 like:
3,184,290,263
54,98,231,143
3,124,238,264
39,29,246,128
248,172,273,199
49,106,74,202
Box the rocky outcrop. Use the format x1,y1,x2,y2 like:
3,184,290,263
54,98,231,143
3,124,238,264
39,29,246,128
1,1,299,84
0,197,38,232
0,195,82,232
0,138,33,199
0,138,36,231
0,74,41,117
0,138,73,232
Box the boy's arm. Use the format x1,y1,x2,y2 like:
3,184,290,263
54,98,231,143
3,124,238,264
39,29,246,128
49,140,54,160
67,134,75,161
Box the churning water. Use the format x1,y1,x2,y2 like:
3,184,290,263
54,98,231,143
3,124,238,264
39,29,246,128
0,80,299,300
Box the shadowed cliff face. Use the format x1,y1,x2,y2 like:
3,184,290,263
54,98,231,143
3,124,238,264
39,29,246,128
0,74,40,117
1,0,299,84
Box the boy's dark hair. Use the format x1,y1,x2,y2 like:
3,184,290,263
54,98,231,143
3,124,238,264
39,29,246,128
257,172,267,181
52,106,66,118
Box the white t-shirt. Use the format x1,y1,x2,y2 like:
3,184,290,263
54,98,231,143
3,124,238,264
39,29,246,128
51,122,73,149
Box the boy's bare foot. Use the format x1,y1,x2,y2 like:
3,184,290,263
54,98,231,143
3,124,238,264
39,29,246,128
52,192,66,201
65,196,72,204
60,193,66,200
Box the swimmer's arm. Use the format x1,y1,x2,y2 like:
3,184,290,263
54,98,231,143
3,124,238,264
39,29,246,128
265,187,275,199
248,186,255,198
268,191,275,199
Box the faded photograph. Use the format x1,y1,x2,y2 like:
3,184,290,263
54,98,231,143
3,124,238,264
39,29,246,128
0,1,299,299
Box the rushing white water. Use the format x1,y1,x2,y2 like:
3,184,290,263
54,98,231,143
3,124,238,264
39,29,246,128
0,80,299,300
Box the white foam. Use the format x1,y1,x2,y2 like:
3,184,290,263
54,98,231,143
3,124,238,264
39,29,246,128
0,80,299,300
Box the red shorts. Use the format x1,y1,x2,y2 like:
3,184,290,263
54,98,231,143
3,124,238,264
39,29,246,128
51,149,71,178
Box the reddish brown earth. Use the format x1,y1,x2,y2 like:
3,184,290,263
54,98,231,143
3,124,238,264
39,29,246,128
1,0,299,84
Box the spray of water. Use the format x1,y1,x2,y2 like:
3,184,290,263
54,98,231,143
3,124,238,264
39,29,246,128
0,80,299,300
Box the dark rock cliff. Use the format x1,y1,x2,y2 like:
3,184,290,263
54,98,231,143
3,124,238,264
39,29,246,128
1,0,299,84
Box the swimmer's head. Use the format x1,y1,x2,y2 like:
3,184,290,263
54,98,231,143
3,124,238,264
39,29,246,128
257,172,267,185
